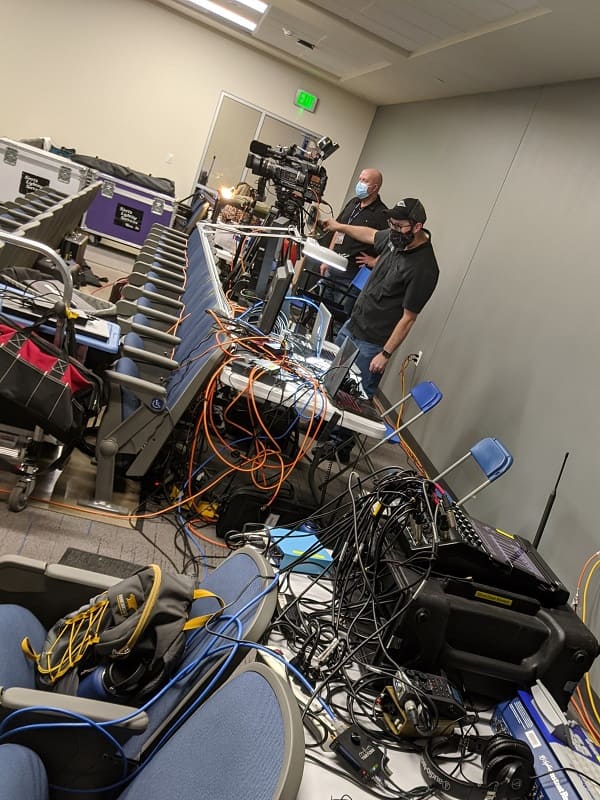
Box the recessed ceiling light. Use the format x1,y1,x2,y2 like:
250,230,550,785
189,0,257,31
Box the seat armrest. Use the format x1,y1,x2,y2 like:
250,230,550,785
121,345,178,370
130,321,180,344
117,299,181,325
0,687,148,732
104,369,167,400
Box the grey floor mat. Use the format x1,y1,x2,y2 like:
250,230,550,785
59,547,142,578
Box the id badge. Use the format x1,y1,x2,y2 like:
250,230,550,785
334,232,345,245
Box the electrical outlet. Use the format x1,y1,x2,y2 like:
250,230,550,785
415,350,423,366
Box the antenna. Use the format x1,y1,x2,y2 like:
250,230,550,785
532,452,569,549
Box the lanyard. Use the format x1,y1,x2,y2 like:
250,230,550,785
346,201,363,225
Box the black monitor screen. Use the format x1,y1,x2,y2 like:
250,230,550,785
257,261,294,334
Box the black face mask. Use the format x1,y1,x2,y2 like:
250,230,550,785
389,228,414,250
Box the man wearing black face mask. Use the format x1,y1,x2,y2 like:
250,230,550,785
322,198,439,398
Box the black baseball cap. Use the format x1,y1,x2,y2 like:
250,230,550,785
386,198,426,223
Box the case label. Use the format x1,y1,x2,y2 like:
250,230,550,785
114,203,143,232
19,171,50,194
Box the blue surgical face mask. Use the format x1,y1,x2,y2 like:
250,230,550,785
355,181,369,199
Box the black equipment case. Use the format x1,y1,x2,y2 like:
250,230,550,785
378,563,598,710
216,484,317,539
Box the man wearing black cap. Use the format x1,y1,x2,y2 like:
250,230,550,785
323,198,439,398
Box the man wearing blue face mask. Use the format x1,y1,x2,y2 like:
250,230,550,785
323,198,439,399
319,168,388,318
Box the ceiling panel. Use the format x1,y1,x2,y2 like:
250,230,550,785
311,0,550,54
253,5,392,79
148,0,600,106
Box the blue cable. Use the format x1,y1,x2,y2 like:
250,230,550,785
284,294,325,354
0,706,129,789
0,572,337,793
208,639,336,721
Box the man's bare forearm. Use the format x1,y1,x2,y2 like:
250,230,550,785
324,220,376,245
384,312,417,354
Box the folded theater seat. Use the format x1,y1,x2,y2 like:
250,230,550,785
0,661,304,800
0,548,278,795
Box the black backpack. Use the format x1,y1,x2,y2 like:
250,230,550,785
22,564,224,699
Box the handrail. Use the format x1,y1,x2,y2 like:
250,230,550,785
0,230,73,307
0,229,75,348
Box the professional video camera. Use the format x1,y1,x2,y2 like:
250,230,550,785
245,135,338,210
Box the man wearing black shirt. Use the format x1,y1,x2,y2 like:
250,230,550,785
323,197,439,398
320,168,388,317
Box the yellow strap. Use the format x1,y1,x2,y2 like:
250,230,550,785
24,600,109,684
182,589,225,631
21,637,39,661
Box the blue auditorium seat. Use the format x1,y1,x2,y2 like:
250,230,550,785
91,225,230,510
0,547,279,794
0,662,304,800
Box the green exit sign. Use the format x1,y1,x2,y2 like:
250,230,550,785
294,89,318,113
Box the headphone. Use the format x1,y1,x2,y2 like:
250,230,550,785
420,733,534,800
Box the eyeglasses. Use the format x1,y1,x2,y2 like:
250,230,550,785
388,219,413,232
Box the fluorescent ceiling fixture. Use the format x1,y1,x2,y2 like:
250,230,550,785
189,0,257,31
234,0,268,12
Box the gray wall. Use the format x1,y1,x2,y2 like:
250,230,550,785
357,79,600,604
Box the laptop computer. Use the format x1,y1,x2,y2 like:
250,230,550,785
333,388,383,423
322,338,383,423
286,302,336,362
322,337,360,398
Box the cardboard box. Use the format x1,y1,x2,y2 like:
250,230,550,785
493,686,600,799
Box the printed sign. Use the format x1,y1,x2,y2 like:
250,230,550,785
114,203,143,232
19,171,50,194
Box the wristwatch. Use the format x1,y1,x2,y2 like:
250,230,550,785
381,349,392,359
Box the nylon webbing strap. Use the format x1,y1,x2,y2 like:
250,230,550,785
21,599,110,684
182,589,225,630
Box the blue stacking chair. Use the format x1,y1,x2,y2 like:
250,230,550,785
365,380,443,455
433,436,513,506
0,662,304,800
317,381,443,490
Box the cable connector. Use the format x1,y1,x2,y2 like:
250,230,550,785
404,699,420,728
572,589,580,613
315,637,339,666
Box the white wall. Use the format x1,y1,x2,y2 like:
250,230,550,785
357,80,600,603
0,0,376,209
